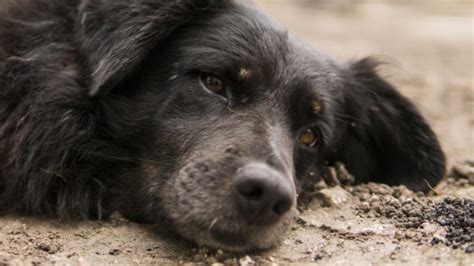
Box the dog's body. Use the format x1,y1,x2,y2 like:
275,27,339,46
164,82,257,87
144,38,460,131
0,0,445,251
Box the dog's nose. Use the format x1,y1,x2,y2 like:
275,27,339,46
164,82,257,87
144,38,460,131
233,162,294,225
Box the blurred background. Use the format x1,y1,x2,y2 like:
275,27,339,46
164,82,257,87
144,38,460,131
255,0,473,164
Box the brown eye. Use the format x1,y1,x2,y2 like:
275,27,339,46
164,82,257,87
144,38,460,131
299,128,318,147
200,73,225,95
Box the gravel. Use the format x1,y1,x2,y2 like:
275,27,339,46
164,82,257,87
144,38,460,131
351,181,473,253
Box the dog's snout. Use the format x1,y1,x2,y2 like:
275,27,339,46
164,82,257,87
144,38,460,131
233,162,294,225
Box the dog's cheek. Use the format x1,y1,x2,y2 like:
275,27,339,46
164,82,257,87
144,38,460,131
165,160,234,222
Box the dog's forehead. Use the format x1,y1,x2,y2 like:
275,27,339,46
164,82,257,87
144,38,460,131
284,38,343,93
173,8,288,67
171,5,342,95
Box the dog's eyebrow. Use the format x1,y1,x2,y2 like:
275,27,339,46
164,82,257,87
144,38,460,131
311,99,323,114
238,68,252,80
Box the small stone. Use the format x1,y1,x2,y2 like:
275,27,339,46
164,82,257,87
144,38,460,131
465,244,474,253
109,249,121,256
223,258,238,265
37,243,51,253
206,257,218,264
239,255,254,266
389,252,397,260
360,202,371,212
436,217,446,226
394,231,404,241
314,180,328,191
314,186,352,207
313,254,324,261
421,222,438,234
67,252,76,258
296,217,308,226
404,231,417,239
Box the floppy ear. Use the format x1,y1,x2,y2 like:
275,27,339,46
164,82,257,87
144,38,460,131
331,58,446,192
78,0,232,97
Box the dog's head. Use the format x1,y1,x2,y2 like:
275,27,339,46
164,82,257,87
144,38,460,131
79,0,445,251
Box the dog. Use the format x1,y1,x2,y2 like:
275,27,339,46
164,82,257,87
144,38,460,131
0,0,446,251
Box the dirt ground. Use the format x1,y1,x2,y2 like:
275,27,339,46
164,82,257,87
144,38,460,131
1,0,473,265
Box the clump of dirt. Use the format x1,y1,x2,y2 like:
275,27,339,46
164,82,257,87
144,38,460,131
318,160,473,254
351,182,424,222
350,180,473,253
427,198,473,251
298,163,356,207
183,247,280,265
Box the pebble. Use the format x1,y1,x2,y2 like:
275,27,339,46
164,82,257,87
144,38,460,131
239,255,254,266
314,186,352,207
465,244,474,253
351,178,473,253
394,231,404,241
109,249,121,256
37,243,51,253
360,202,371,212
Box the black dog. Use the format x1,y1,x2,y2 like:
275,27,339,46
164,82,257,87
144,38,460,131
0,0,445,251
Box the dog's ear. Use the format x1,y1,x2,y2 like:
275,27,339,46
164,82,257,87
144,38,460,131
331,58,446,192
78,0,232,97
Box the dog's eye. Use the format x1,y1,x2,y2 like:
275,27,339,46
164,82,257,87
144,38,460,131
299,128,318,147
200,73,226,97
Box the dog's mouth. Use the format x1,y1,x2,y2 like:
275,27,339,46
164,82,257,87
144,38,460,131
209,227,250,247
208,213,296,248
173,208,297,252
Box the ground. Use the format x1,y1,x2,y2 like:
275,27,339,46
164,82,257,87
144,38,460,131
1,0,473,265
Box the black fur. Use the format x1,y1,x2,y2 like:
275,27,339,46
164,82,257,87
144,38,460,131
0,0,445,251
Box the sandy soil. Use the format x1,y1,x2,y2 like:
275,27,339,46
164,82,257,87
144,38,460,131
1,1,473,265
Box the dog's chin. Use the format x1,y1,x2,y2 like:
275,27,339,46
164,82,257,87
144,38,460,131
173,209,297,252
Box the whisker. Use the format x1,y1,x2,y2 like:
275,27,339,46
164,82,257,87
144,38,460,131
332,117,367,131
208,218,219,234
83,151,152,163
80,150,174,167
325,110,373,127
331,116,353,125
